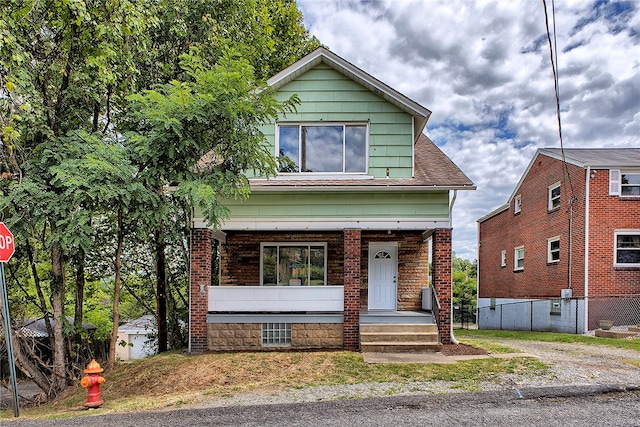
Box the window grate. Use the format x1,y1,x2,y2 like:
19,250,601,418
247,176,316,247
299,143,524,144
262,323,292,346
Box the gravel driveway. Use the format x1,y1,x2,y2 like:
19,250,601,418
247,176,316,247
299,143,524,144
184,339,640,409
479,339,640,390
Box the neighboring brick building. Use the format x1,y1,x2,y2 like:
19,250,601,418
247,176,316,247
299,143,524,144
188,48,475,353
478,148,640,332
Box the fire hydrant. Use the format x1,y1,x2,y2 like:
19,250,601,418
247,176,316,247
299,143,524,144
80,359,106,409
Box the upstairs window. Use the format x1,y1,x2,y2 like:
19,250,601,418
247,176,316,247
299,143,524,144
500,250,507,267
514,195,522,214
614,231,640,267
609,170,640,196
514,246,524,271
548,236,560,263
548,182,561,211
277,124,367,173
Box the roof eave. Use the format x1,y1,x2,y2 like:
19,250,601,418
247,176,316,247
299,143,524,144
249,184,476,192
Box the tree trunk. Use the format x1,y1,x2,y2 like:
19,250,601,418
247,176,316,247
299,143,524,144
73,248,85,339
50,244,68,392
155,223,168,353
108,207,125,369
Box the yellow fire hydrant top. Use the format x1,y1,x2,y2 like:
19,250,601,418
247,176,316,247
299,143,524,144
83,359,104,374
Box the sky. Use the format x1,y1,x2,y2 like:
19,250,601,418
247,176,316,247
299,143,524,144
296,0,640,261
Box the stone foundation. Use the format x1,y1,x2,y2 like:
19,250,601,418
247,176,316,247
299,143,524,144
208,323,343,351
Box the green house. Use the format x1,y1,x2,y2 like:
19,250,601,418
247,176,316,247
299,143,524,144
189,48,475,353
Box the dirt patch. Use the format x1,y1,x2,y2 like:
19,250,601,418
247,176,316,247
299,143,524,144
441,343,488,356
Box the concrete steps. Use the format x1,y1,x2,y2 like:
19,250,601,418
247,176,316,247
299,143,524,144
360,323,442,353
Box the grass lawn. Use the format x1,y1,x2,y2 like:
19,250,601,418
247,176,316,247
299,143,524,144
2,346,545,420
454,328,640,352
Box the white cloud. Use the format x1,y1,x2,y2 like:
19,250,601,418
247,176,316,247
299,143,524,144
298,0,640,260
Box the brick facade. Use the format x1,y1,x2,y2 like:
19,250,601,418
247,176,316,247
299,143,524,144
196,229,448,350
189,228,212,353
479,153,639,302
587,170,640,295
433,228,452,344
343,228,361,350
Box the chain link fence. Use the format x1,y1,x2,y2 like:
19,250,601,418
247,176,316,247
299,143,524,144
477,294,640,334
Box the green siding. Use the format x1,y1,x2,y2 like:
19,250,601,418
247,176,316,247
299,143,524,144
215,191,450,219
264,64,414,179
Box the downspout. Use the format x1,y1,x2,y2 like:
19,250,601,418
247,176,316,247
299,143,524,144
187,208,193,353
584,167,590,331
449,190,459,344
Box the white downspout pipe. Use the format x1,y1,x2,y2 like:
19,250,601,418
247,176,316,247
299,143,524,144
449,190,459,344
584,167,590,332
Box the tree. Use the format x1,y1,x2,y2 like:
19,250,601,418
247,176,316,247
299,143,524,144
452,256,477,326
1,0,152,394
1,0,320,397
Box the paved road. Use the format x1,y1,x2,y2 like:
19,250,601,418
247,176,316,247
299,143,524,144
5,385,640,426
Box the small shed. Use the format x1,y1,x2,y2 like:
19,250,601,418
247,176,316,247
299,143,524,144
116,315,158,360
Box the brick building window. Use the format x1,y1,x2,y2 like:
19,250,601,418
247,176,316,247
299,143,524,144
261,243,327,286
500,250,507,267
547,236,560,263
514,194,522,214
614,231,640,267
548,182,561,211
610,170,640,196
514,246,524,271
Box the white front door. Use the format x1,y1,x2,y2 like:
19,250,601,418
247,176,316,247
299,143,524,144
368,244,398,310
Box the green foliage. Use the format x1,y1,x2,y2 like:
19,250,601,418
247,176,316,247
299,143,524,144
452,255,477,315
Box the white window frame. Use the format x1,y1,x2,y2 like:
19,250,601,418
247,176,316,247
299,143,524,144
621,171,640,196
514,246,524,271
547,236,560,263
514,194,522,214
275,122,369,174
500,250,507,267
548,182,561,211
260,242,328,286
614,230,640,267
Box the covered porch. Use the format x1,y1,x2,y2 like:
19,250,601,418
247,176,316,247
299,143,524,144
189,227,452,353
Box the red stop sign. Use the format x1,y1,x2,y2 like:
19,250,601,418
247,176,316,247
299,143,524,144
0,222,15,262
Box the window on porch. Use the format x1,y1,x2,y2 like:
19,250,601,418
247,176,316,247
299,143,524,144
261,243,327,286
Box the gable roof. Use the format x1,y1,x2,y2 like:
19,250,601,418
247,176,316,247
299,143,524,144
268,47,431,141
478,147,640,223
250,133,475,191
539,148,640,168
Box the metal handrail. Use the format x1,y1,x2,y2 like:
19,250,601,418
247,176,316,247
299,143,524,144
431,285,440,329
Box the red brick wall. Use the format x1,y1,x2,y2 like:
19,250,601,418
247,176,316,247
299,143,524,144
343,229,361,350
219,231,344,286
190,228,212,353
433,228,452,344
587,170,640,295
478,155,587,299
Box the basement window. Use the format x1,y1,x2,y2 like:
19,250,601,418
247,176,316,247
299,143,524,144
262,323,292,347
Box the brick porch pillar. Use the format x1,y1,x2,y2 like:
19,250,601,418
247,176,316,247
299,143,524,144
433,228,452,344
343,228,361,351
189,228,212,353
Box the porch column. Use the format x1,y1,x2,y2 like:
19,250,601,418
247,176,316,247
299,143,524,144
189,227,212,353
433,228,453,344
343,228,361,351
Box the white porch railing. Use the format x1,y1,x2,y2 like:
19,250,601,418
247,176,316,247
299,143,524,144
208,286,344,312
